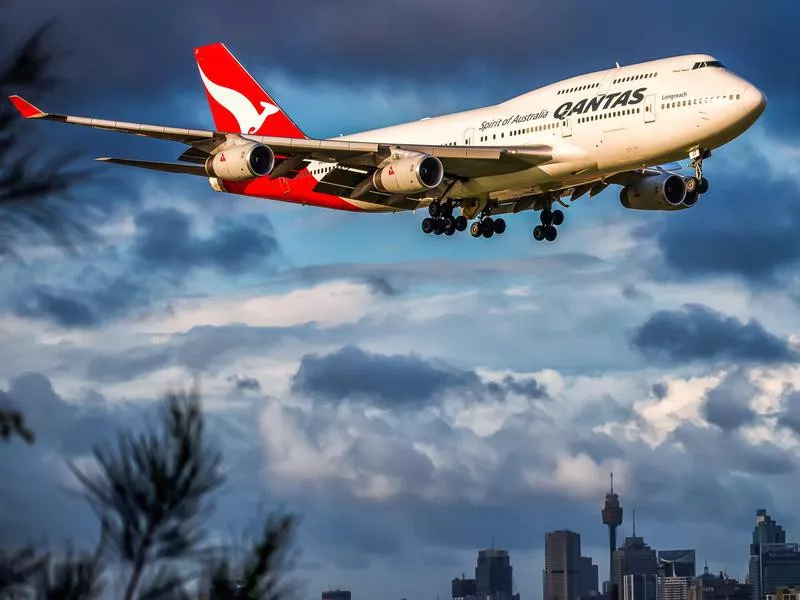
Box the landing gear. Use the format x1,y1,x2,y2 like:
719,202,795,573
698,177,709,194
689,148,711,181
423,201,506,240
533,206,564,242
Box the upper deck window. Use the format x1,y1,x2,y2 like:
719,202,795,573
693,60,725,69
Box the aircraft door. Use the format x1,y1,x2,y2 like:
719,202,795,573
561,116,572,138
644,94,656,123
463,128,475,145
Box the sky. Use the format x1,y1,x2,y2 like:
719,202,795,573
2,0,800,598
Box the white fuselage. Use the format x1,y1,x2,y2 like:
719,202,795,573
306,54,765,211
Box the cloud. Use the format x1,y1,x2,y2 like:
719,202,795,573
290,346,550,408
777,389,800,435
228,374,261,393
631,304,796,365
132,208,280,279
290,346,482,407
702,370,758,431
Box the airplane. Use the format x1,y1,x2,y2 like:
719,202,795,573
8,43,766,242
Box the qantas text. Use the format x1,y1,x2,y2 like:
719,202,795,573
553,87,647,120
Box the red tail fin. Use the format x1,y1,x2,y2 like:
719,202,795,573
194,43,306,139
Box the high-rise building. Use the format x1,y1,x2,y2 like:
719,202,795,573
603,474,624,585
545,531,583,600
748,511,800,600
622,574,657,600
766,588,800,600
658,551,696,578
657,576,693,600
612,536,659,592
581,556,600,598
688,566,753,600
453,575,478,600
543,530,598,600
476,549,514,600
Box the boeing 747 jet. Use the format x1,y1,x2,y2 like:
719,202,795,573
9,43,766,241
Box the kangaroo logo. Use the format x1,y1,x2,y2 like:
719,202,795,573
198,65,279,134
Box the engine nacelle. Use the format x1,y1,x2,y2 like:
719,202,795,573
373,154,444,194
619,173,688,211
205,143,275,181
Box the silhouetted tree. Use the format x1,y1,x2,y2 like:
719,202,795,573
0,20,99,259
1,387,298,599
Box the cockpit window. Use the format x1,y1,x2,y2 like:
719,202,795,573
692,60,725,69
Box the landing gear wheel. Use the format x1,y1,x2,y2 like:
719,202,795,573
428,202,441,218
544,225,558,242
533,225,546,241
444,216,456,235
698,177,709,194
421,218,434,234
470,222,482,238
551,209,564,226
540,209,553,225
442,201,454,218
455,215,468,232
434,220,445,235
685,177,698,193
482,225,494,238
493,218,506,235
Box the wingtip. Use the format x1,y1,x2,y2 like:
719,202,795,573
8,95,45,119
193,42,227,56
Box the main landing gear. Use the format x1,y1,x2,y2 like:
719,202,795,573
421,200,506,239
532,207,564,242
421,200,467,236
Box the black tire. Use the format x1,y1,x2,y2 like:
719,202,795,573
493,218,506,234
552,209,564,226
434,220,444,235
470,222,482,237
428,202,441,218
442,201,454,218
421,218,434,234
482,216,494,229
533,225,545,241
445,217,456,235
482,225,494,238
698,177,709,194
455,215,468,231
540,209,553,225
545,225,558,242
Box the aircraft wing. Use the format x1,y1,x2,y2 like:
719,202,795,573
8,95,554,182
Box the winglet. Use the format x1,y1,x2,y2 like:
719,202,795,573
8,95,45,119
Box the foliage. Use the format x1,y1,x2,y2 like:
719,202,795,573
0,21,100,259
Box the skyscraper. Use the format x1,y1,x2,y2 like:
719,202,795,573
602,474,624,584
612,535,659,591
748,510,800,600
453,576,478,600
544,530,598,600
544,531,583,600
658,551,696,578
476,549,514,600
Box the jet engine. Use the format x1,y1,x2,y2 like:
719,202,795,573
619,173,690,211
373,154,444,194
205,142,275,181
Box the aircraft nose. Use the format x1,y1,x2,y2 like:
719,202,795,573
742,85,767,117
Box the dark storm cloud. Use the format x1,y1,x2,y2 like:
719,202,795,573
290,346,549,408
702,370,758,431
631,304,796,365
652,382,668,400
132,208,280,278
291,346,481,407
361,274,400,297
646,160,800,286
12,276,148,328
6,0,798,122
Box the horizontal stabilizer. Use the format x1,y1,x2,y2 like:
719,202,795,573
96,157,208,176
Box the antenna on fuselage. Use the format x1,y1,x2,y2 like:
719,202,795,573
615,61,620,68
